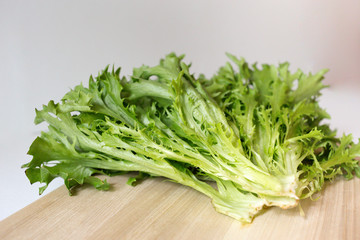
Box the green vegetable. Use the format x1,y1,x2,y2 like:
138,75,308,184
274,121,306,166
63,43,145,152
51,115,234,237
23,53,360,223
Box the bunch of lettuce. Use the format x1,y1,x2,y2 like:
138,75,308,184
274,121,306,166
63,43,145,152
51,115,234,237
23,53,360,223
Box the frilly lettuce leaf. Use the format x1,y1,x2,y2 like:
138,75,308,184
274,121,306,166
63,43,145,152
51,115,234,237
23,53,360,223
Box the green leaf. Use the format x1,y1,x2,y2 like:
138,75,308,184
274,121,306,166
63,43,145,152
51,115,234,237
23,53,360,224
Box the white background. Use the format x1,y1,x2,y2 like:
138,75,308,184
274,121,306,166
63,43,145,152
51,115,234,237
1,0,359,220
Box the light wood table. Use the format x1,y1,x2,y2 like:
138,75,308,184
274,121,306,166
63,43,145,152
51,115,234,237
1,175,359,240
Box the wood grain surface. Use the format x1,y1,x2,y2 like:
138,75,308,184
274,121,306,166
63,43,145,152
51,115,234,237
1,175,359,240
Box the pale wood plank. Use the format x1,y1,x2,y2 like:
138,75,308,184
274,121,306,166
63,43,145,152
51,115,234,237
0,175,359,240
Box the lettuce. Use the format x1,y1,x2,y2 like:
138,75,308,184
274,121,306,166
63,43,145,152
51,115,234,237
23,53,360,223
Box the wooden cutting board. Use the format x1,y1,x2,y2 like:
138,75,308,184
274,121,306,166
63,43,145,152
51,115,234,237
1,175,359,240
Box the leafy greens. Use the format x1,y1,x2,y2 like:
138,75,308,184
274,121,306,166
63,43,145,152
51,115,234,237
23,53,360,223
